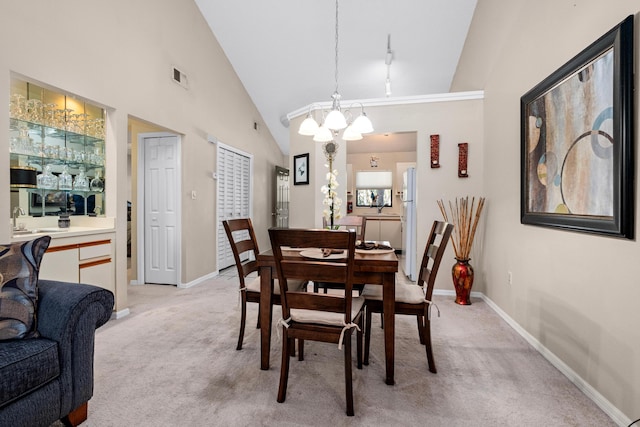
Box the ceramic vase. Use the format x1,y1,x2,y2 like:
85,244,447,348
452,258,474,305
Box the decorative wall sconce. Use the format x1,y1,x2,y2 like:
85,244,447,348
458,143,469,178
430,134,440,168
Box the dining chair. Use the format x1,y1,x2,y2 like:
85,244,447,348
316,215,367,294
269,227,364,416
223,218,307,351
362,220,453,373
322,215,367,240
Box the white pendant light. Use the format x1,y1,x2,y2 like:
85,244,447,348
298,114,319,136
325,103,347,130
351,112,374,134
313,125,333,142
342,124,362,141
297,0,374,141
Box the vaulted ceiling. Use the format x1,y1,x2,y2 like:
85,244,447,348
194,0,478,155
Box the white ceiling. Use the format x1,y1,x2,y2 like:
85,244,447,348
194,0,477,155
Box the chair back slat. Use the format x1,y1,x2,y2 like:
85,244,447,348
280,260,348,284
234,239,255,257
287,292,346,313
223,218,260,288
322,216,367,241
417,221,454,300
269,228,356,322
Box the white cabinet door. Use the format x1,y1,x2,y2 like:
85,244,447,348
40,249,79,283
346,163,353,196
364,218,380,241
380,219,402,249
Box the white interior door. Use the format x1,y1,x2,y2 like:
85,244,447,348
144,135,179,284
217,143,252,270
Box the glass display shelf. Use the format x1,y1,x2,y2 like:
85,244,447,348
9,118,104,144
9,77,107,218
9,152,104,170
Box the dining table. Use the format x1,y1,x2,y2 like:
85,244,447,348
257,243,399,385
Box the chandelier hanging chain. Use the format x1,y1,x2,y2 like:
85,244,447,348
334,0,339,96
297,0,373,139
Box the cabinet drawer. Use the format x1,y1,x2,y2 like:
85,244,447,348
79,240,111,260
80,259,114,293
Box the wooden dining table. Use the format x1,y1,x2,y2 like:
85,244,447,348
257,245,399,385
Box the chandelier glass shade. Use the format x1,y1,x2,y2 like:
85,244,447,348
342,124,363,141
350,106,374,134
297,0,373,142
324,109,347,131
312,124,334,142
298,113,320,136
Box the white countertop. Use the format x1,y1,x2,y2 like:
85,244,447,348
11,225,115,242
9,216,116,242
365,214,401,219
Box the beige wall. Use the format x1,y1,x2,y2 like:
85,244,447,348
453,0,639,421
0,1,286,310
289,96,484,293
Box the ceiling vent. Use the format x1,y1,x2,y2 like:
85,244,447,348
172,67,188,89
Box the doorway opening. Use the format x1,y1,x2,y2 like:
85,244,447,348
128,117,181,286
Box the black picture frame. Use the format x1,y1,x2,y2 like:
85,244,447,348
520,15,634,239
293,153,309,185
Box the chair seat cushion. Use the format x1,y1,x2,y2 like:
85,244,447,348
361,284,425,304
291,297,364,326
245,276,306,295
0,338,60,408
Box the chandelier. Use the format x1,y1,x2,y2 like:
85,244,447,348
298,0,374,142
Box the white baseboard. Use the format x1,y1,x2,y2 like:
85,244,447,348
111,308,130,320
178,271,219,289
475,292,630,427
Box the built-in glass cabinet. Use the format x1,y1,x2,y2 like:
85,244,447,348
9,77,105,217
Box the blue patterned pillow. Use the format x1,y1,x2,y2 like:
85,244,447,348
0,236,51,340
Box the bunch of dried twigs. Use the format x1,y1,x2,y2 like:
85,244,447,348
437,196,485,260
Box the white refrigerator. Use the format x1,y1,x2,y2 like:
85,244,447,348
402,167,417,281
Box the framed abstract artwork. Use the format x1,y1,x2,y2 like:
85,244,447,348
293,153,309,185
520,15,634,239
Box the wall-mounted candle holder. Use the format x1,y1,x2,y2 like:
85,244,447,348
430,134,440,168
458,142,469,178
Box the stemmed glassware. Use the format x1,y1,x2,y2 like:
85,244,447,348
10,94,26,119
44,103,57,128
26,99,43,124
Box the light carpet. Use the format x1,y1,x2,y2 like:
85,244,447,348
65,269,614,426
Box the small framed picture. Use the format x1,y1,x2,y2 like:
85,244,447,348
293,153,309,185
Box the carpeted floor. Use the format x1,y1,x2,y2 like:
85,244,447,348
71,268,614,426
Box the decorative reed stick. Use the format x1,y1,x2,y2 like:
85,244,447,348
438,197,485,260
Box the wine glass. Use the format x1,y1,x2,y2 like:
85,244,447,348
10,94,26,120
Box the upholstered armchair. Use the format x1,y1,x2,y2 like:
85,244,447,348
0,280,114,427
